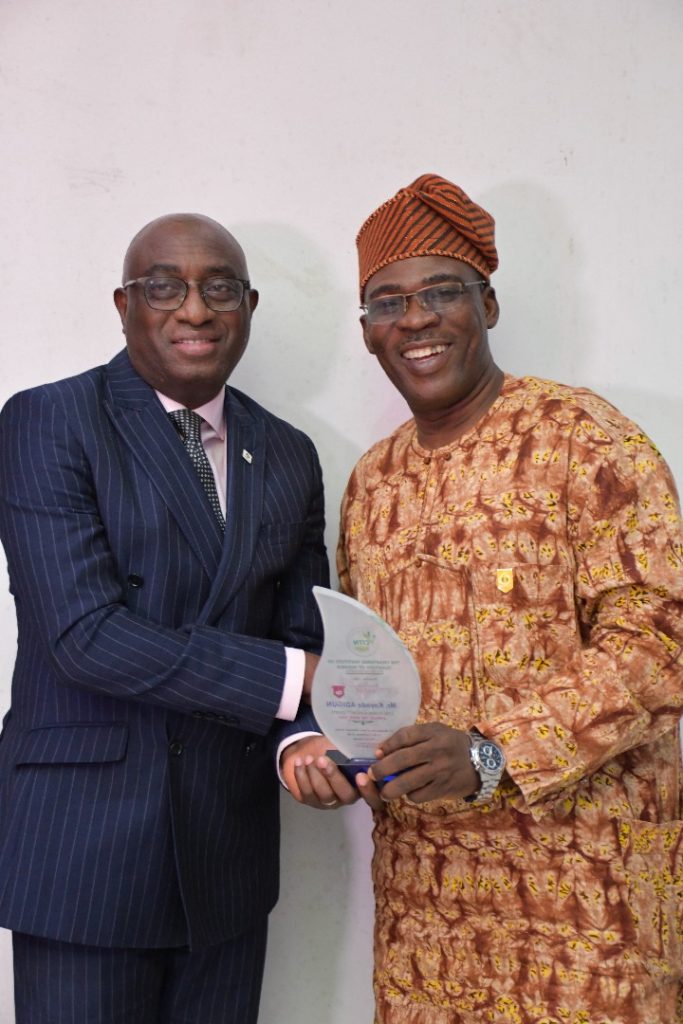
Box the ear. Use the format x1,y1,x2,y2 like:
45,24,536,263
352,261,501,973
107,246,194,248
482,286,500,329
113,287,128,328
360,314,376,354
247,288,259,313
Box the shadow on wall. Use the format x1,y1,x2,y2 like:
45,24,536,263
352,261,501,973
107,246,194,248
478,179,590,385
229,219,349,426
229,220,400,572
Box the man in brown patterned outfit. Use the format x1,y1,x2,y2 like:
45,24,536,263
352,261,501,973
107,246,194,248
281,175,683,1023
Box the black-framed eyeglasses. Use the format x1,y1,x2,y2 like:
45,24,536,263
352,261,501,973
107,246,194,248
122,276,251,312
361,281,486,324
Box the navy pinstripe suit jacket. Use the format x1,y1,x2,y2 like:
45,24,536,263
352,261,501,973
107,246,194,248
0,349,329,950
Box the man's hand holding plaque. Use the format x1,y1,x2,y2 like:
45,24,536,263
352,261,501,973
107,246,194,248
280,588,421,811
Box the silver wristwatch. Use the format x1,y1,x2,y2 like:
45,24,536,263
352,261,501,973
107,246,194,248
466,729,506,804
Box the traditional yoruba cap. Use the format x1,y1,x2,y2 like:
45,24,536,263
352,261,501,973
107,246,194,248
356,173,498,297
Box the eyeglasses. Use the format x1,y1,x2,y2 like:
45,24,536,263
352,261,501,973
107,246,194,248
121,276,250,312
361,281,486,324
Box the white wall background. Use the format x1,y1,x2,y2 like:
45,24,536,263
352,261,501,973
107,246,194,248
0,1,681,1020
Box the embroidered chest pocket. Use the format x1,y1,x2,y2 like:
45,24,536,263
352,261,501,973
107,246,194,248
469,563,580,692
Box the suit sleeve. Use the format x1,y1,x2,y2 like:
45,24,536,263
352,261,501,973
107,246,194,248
0,387,327,736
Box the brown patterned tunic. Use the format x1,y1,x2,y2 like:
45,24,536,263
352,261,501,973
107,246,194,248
337,376,683,1024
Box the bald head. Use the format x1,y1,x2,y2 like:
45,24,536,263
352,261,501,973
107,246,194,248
114,211,259,409
122,213,249,283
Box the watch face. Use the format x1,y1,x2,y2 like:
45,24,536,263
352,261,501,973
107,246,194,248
479,740,504,772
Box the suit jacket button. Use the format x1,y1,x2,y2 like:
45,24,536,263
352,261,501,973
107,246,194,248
169,741,184,756
127,574,144,588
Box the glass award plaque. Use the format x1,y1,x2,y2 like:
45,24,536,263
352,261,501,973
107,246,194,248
312,586,421,784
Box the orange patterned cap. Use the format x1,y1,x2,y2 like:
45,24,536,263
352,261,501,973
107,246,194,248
356,173,498,297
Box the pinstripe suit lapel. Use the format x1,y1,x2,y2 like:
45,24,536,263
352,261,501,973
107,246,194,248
103,351,223,580
200,389,264,621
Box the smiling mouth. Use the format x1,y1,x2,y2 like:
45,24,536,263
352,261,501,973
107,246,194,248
402,344,448,361
170,338,222,353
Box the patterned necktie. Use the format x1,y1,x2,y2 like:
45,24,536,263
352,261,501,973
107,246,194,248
168,409,225,530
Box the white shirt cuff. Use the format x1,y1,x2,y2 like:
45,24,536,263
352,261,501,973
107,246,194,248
276,646,305,721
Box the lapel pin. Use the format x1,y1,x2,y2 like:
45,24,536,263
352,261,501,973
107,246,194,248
242,449,253,464
496,568,514,594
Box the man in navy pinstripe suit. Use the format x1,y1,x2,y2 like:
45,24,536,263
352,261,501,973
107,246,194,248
0,213,329,1022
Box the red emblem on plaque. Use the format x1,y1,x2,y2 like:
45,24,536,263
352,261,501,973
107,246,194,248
332,685,345,698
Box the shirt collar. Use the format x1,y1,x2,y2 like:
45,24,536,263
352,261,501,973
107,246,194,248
155,387,226,441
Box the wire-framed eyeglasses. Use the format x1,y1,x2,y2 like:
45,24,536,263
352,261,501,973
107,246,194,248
361,281,486,324
122,276,250,312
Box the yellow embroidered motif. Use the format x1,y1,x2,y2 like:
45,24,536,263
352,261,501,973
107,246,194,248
496,568,514,593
